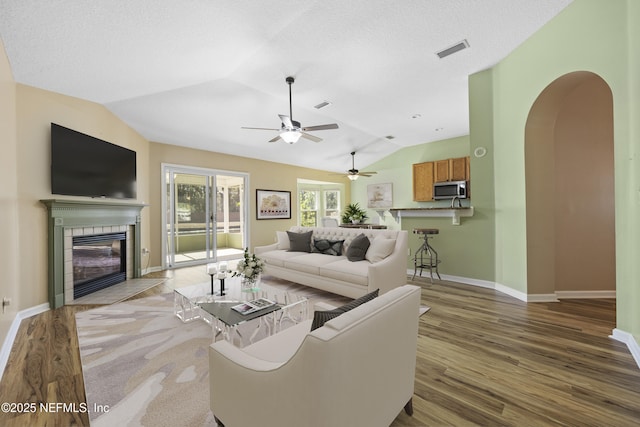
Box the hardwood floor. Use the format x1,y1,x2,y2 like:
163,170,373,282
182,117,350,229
1,269,639,426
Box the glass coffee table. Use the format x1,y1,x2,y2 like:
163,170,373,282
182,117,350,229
173,276,308,347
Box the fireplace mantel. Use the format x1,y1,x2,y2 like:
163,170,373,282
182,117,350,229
41,199,147,309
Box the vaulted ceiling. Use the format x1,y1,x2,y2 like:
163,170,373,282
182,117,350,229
0,0,573,173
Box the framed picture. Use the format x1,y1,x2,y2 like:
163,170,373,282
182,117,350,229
367,183,393,209
256,189,291,220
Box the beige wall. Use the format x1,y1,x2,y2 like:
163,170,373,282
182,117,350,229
148,142,350,269
14,85,152,309
0,40,19,341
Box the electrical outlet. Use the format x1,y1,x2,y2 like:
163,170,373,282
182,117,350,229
142,248,150,254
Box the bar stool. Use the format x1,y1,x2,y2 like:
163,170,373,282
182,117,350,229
412,229,441,282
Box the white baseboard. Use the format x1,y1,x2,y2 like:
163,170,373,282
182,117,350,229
610,328,640,370
141,265,163,276
409,270,616,302
556,290,617,299
0,302,50,382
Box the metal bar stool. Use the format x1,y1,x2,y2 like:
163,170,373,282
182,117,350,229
412,229,441,282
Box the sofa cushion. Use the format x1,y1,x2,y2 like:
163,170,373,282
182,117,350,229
346,233,370,261
311,238,345,256
310,289,379,331
365,238,396,263
287,230,312,252
284,253,346,275
259,250,307,267
276,231,291,250
319,259,369,286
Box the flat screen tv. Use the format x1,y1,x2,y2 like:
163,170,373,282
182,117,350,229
51,123,137,199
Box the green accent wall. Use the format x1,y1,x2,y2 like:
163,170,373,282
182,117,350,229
471,0,639,337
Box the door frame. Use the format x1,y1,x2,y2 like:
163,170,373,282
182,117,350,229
161,163,250,269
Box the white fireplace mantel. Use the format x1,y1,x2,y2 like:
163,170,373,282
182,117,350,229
41,199,147,309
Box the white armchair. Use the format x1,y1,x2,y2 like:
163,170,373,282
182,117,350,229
209,285,421,427
321,216,339,227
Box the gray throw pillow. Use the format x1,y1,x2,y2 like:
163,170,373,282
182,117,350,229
346,233,370,261
310,289,379,331
311,238,345,256
287,230,312,252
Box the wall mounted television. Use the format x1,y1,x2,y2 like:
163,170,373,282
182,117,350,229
51,123,137,199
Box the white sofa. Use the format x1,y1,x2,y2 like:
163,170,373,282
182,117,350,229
254,226,409,298
209,284,421,427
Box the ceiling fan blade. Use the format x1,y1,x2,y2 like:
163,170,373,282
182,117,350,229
268,135,282,143
300,132,322,143
241,126,280,131
359,171,377,176
302,123,339,132
278,114,294,129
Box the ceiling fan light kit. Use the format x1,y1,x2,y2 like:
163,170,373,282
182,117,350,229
242,76,338,144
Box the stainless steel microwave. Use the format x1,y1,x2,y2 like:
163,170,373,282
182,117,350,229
433,180,467,200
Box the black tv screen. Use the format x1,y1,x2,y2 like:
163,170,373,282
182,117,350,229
51,123,137,199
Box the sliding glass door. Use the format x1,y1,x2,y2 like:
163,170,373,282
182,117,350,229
163,165,248,268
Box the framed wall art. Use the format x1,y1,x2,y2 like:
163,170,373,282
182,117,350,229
367,183,393,209
256,189,291,220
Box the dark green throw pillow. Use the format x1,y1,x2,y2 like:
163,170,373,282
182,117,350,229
311,238,345,256
287,230,313,252
346,233,370,261
310,289,379,331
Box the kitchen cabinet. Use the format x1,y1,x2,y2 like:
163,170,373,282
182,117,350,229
434,159,450,183
412,161,434,201
450,157,468,181
434,157,469,182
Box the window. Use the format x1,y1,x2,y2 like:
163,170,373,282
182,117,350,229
299,190,318,227
298,186,342,226
324,190,340,219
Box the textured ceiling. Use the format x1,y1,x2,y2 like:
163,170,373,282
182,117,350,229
0,0,573,174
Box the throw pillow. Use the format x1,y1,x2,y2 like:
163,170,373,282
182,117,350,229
365,238,396,263
337,288,379,312
310,308,343,331
276,231,290,250
346,233,370,261
310,289,379,331
287,230,312,252
311,238,345,256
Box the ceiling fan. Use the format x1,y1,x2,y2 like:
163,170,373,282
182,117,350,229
340,151,377,181
242,76,338,144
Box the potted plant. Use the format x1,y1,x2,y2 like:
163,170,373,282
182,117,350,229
342,203,369,224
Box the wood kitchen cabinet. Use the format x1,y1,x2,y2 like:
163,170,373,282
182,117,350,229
413,161,434,201
450,157,468,181
434,157,469,182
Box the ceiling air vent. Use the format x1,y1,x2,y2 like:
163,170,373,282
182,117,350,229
436,39,470,59
314,101,332,109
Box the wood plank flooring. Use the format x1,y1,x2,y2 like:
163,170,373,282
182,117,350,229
1,268,639,426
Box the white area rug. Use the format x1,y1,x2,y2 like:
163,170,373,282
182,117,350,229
76,278,429,426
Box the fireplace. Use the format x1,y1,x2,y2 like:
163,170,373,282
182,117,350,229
41,199,147,309
73,232,127,299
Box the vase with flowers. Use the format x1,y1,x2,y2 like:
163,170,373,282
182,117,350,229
233,248,265,293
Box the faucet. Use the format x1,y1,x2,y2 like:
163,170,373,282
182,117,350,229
451,196,462,208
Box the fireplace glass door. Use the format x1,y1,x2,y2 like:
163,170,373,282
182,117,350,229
163,166,247,268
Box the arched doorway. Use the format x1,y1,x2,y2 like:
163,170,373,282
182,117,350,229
525,71,615,298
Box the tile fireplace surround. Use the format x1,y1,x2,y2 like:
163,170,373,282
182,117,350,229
41,199,147,309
